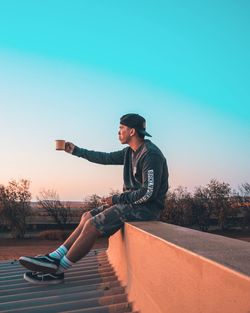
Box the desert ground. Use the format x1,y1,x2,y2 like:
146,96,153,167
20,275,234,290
0,230,249,261
0,237,108,261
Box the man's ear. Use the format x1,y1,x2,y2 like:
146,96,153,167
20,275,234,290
130,128,136,137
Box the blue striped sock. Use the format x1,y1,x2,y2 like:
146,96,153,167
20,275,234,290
58,255,74,273
49,245,68,260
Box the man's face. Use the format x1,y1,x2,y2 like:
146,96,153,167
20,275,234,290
118,124,133,144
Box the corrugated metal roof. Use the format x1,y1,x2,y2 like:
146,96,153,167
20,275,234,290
0,249,136,313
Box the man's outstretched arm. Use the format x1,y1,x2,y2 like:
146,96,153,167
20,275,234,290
65,142,126,165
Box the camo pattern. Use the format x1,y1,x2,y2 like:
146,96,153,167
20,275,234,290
89,204,161,236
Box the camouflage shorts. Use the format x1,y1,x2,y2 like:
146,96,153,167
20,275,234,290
89,203,161,237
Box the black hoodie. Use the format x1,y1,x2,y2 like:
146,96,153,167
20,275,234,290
72,140,169,210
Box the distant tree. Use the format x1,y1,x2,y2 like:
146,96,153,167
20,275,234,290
237,183,250,230
82,190,121,213
0,187,3,215
83,194,102,210
0,185,6,227
206,179,232,230
108,189,121,196
0,179,31,238
37,189,72,229
193,186,211,231
239,183,250,200
159,179,250,232
161,186,193,226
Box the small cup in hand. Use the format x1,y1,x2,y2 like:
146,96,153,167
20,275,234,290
55,140,65,151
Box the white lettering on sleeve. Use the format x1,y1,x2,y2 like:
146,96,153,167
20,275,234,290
134,169,154,204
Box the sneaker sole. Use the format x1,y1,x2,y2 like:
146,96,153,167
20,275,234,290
23,272,64,285
19,257,58,274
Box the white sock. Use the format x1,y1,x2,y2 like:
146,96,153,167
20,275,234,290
49,245,68,260
57,255,74,273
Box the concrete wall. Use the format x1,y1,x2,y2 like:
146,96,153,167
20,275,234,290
107,222,250,313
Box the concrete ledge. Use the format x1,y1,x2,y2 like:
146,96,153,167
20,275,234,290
107,222,250,313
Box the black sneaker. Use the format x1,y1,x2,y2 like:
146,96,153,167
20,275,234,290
19,255,59,273
24,271,64,285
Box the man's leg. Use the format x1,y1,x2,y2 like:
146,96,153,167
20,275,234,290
22,219,104,285
57,204,130,273
46,211,93,260
57,219,102,273
21,204,125,284
61,211,93,250
58,205,109,253
66,219,102,262
19,210,101,273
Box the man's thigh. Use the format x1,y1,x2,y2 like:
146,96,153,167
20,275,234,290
89,203,161,237
90,203,132,237
89,205,108,217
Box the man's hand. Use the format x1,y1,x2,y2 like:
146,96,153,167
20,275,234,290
65,142,75,154
101,196,113,206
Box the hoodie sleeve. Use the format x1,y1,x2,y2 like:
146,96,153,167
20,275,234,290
72,146,125,165
112,152,164,204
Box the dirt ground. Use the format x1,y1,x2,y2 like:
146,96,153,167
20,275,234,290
0,230,249,261
0,237,108,261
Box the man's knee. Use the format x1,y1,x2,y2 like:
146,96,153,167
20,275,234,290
83,218,102,237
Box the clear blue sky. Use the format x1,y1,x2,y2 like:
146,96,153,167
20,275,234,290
0,1,249,200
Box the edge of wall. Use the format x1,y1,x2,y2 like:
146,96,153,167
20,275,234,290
107,222,250,313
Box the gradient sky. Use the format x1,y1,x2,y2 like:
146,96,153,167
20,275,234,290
0,1,249,200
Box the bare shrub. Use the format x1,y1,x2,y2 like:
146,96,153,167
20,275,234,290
0,179,31,238
37,189,72,230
